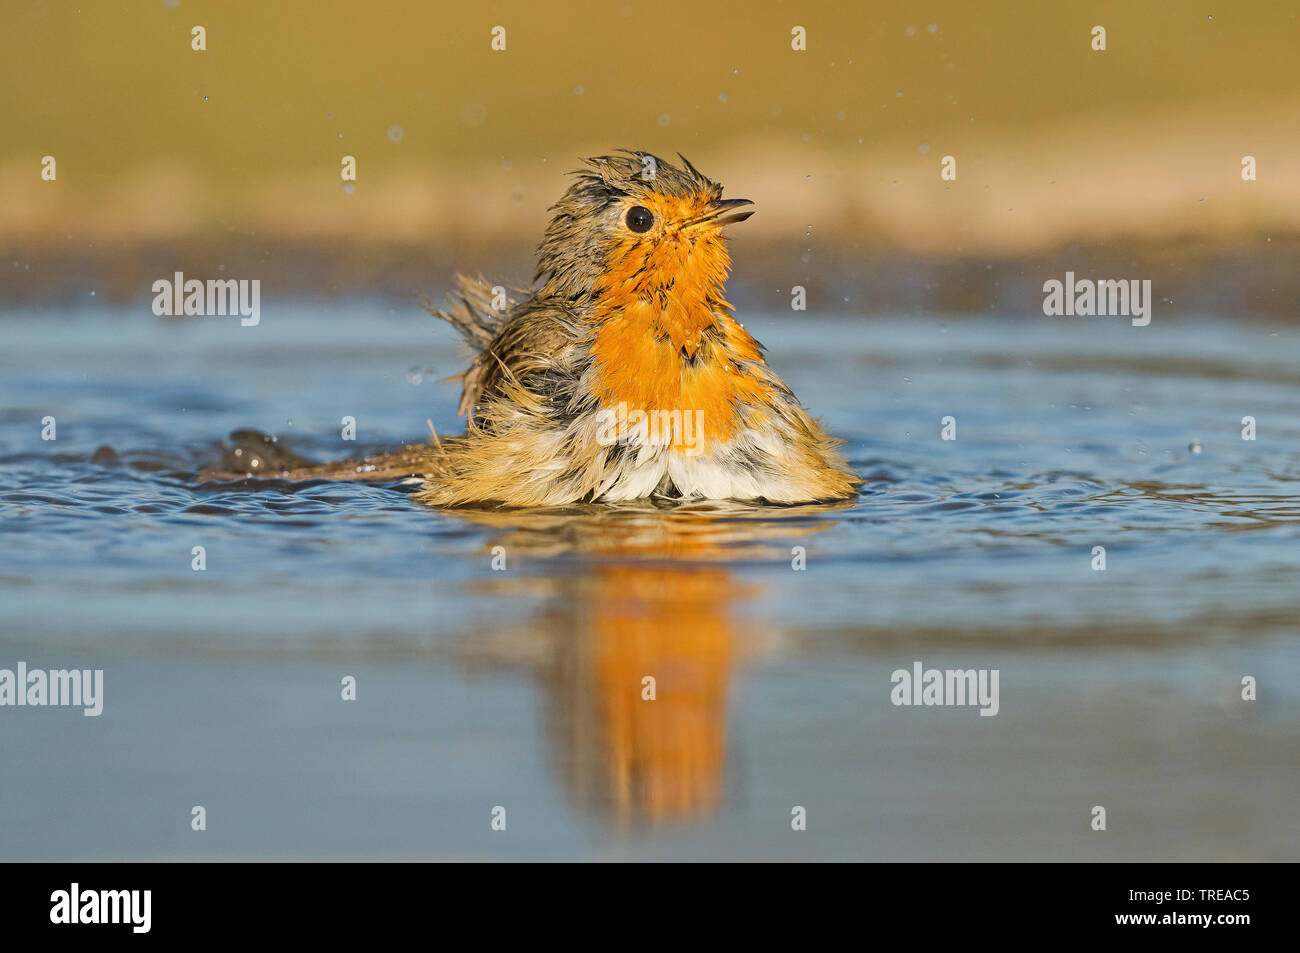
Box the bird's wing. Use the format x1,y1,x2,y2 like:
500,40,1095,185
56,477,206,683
424,276,584,417
453,298,587,419
421,273,512,350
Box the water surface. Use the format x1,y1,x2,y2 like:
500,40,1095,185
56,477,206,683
1,304,1297,860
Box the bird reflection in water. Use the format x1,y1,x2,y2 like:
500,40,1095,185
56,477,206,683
450,499,848,826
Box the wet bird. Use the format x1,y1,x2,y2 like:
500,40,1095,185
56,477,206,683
218,152,860,505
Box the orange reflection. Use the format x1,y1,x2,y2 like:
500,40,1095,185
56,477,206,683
454,500,845,826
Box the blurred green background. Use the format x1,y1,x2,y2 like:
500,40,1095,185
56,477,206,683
2,0,1297,312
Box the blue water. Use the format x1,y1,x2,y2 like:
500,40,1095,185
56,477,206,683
1,302,1298,859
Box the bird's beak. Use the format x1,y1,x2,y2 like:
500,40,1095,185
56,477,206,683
687,198,756,228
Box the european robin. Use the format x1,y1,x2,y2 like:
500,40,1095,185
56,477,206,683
417,151,859,506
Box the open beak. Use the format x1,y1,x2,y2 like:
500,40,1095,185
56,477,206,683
687,198,756,228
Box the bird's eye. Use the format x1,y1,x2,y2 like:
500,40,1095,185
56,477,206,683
625,205,655,233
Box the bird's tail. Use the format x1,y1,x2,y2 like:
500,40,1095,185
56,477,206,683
421,274,518,352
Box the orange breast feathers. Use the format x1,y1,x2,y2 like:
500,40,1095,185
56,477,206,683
587,228,772,451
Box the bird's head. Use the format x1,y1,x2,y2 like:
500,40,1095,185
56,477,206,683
535,151,754,308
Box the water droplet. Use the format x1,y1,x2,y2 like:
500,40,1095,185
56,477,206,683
342,182,355,195
1189,441,1203,454
386,124,404,143
658,113,670,126
573,85,584,95
718,93,728,103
